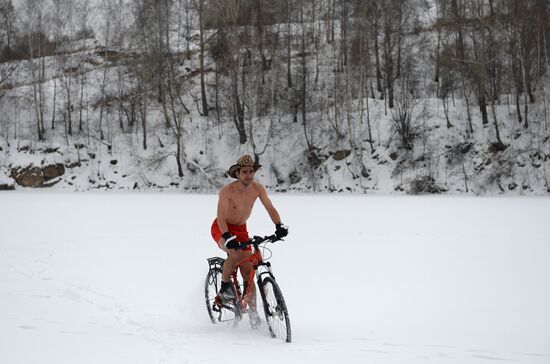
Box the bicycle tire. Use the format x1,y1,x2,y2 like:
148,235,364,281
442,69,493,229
261,277,291,343
205,267,240,325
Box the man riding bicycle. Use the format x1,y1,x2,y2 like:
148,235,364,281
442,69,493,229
211,155,288,327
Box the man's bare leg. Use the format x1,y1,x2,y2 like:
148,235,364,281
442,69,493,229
239,262,257,310
218,239,251,281
218,239,256,307
217,240,260,327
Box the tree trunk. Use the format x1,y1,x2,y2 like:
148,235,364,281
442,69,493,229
442,96,453,128
515,86,523,124
139,78,147,149
479,92,489,126
384,19,394,109
435,27,441,83
286,0,292,88
176,127,184,177
65,75,72,136
330,0,335,43
340,0,348,67
462,77,474,135
117,69,124,132
490,94,505,148
478,0,503,146
98,52,108,140
39,54,45,135
231,66,246,144
214,59,221,128
396,2,403,79
374,6,382,94
300,0,307,127
255,0,266,85
28,31,43,141
198,0,208,116
79,73,85,132
451,0,465,60
51,77,57,129
520,47,529,128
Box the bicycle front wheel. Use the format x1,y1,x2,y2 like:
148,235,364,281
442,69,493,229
261,277,291,343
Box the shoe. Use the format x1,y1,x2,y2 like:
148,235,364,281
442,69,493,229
248,309,262,329
218,281,236,304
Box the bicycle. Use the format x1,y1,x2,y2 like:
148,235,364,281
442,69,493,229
204,234,292,343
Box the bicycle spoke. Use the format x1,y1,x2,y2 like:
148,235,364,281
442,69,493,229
262,277,291,342
205,267,240,325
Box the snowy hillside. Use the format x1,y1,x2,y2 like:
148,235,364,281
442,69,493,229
1,93,549,195
1,1,550,194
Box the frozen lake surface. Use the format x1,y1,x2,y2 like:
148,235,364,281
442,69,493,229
1,193,549,363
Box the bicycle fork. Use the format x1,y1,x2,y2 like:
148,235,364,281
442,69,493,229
255,262,277,317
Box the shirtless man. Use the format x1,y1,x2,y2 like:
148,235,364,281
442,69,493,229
210,155,288,322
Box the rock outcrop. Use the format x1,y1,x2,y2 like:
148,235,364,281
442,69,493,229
10,163,65,188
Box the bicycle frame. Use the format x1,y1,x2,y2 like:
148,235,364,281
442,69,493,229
229,241,275,313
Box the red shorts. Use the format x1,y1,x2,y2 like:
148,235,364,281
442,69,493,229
211,219,251,251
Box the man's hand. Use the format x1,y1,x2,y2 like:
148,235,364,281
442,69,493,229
222,232,240,249
275,223,289,239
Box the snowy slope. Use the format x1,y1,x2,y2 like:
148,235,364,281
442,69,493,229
2,5,550,195
1,192,549,363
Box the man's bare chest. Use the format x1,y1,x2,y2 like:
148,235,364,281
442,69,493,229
228,192,258,211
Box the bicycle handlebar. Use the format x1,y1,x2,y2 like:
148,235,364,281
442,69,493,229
236,234,282,249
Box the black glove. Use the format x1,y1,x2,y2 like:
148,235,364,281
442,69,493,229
222,232,240,249
275,223,289,239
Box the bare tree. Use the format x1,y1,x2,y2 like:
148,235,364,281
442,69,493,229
213,0,247,144
391,78,418,150
355,0,375,153
191,0,209,116
97,0,115,140
381,0,405,109
0,0,17,103
371,0,383,94
0,0,16,61
0,63,16,102
23,0,47,141
470,0,504,148
285,0,293,88
134,0,191,175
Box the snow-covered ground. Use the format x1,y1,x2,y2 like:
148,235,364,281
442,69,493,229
1,192,549,363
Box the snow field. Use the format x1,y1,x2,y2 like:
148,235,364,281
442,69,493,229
0,192,549,363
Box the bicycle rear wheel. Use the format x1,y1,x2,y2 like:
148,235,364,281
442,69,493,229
205,267,241,324
261,277,291,343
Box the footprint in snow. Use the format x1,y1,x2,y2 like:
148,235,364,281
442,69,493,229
471,354,508,361
19,325,37,330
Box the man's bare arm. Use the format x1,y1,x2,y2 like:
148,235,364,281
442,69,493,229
216,187,230,234
257,183,281,224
